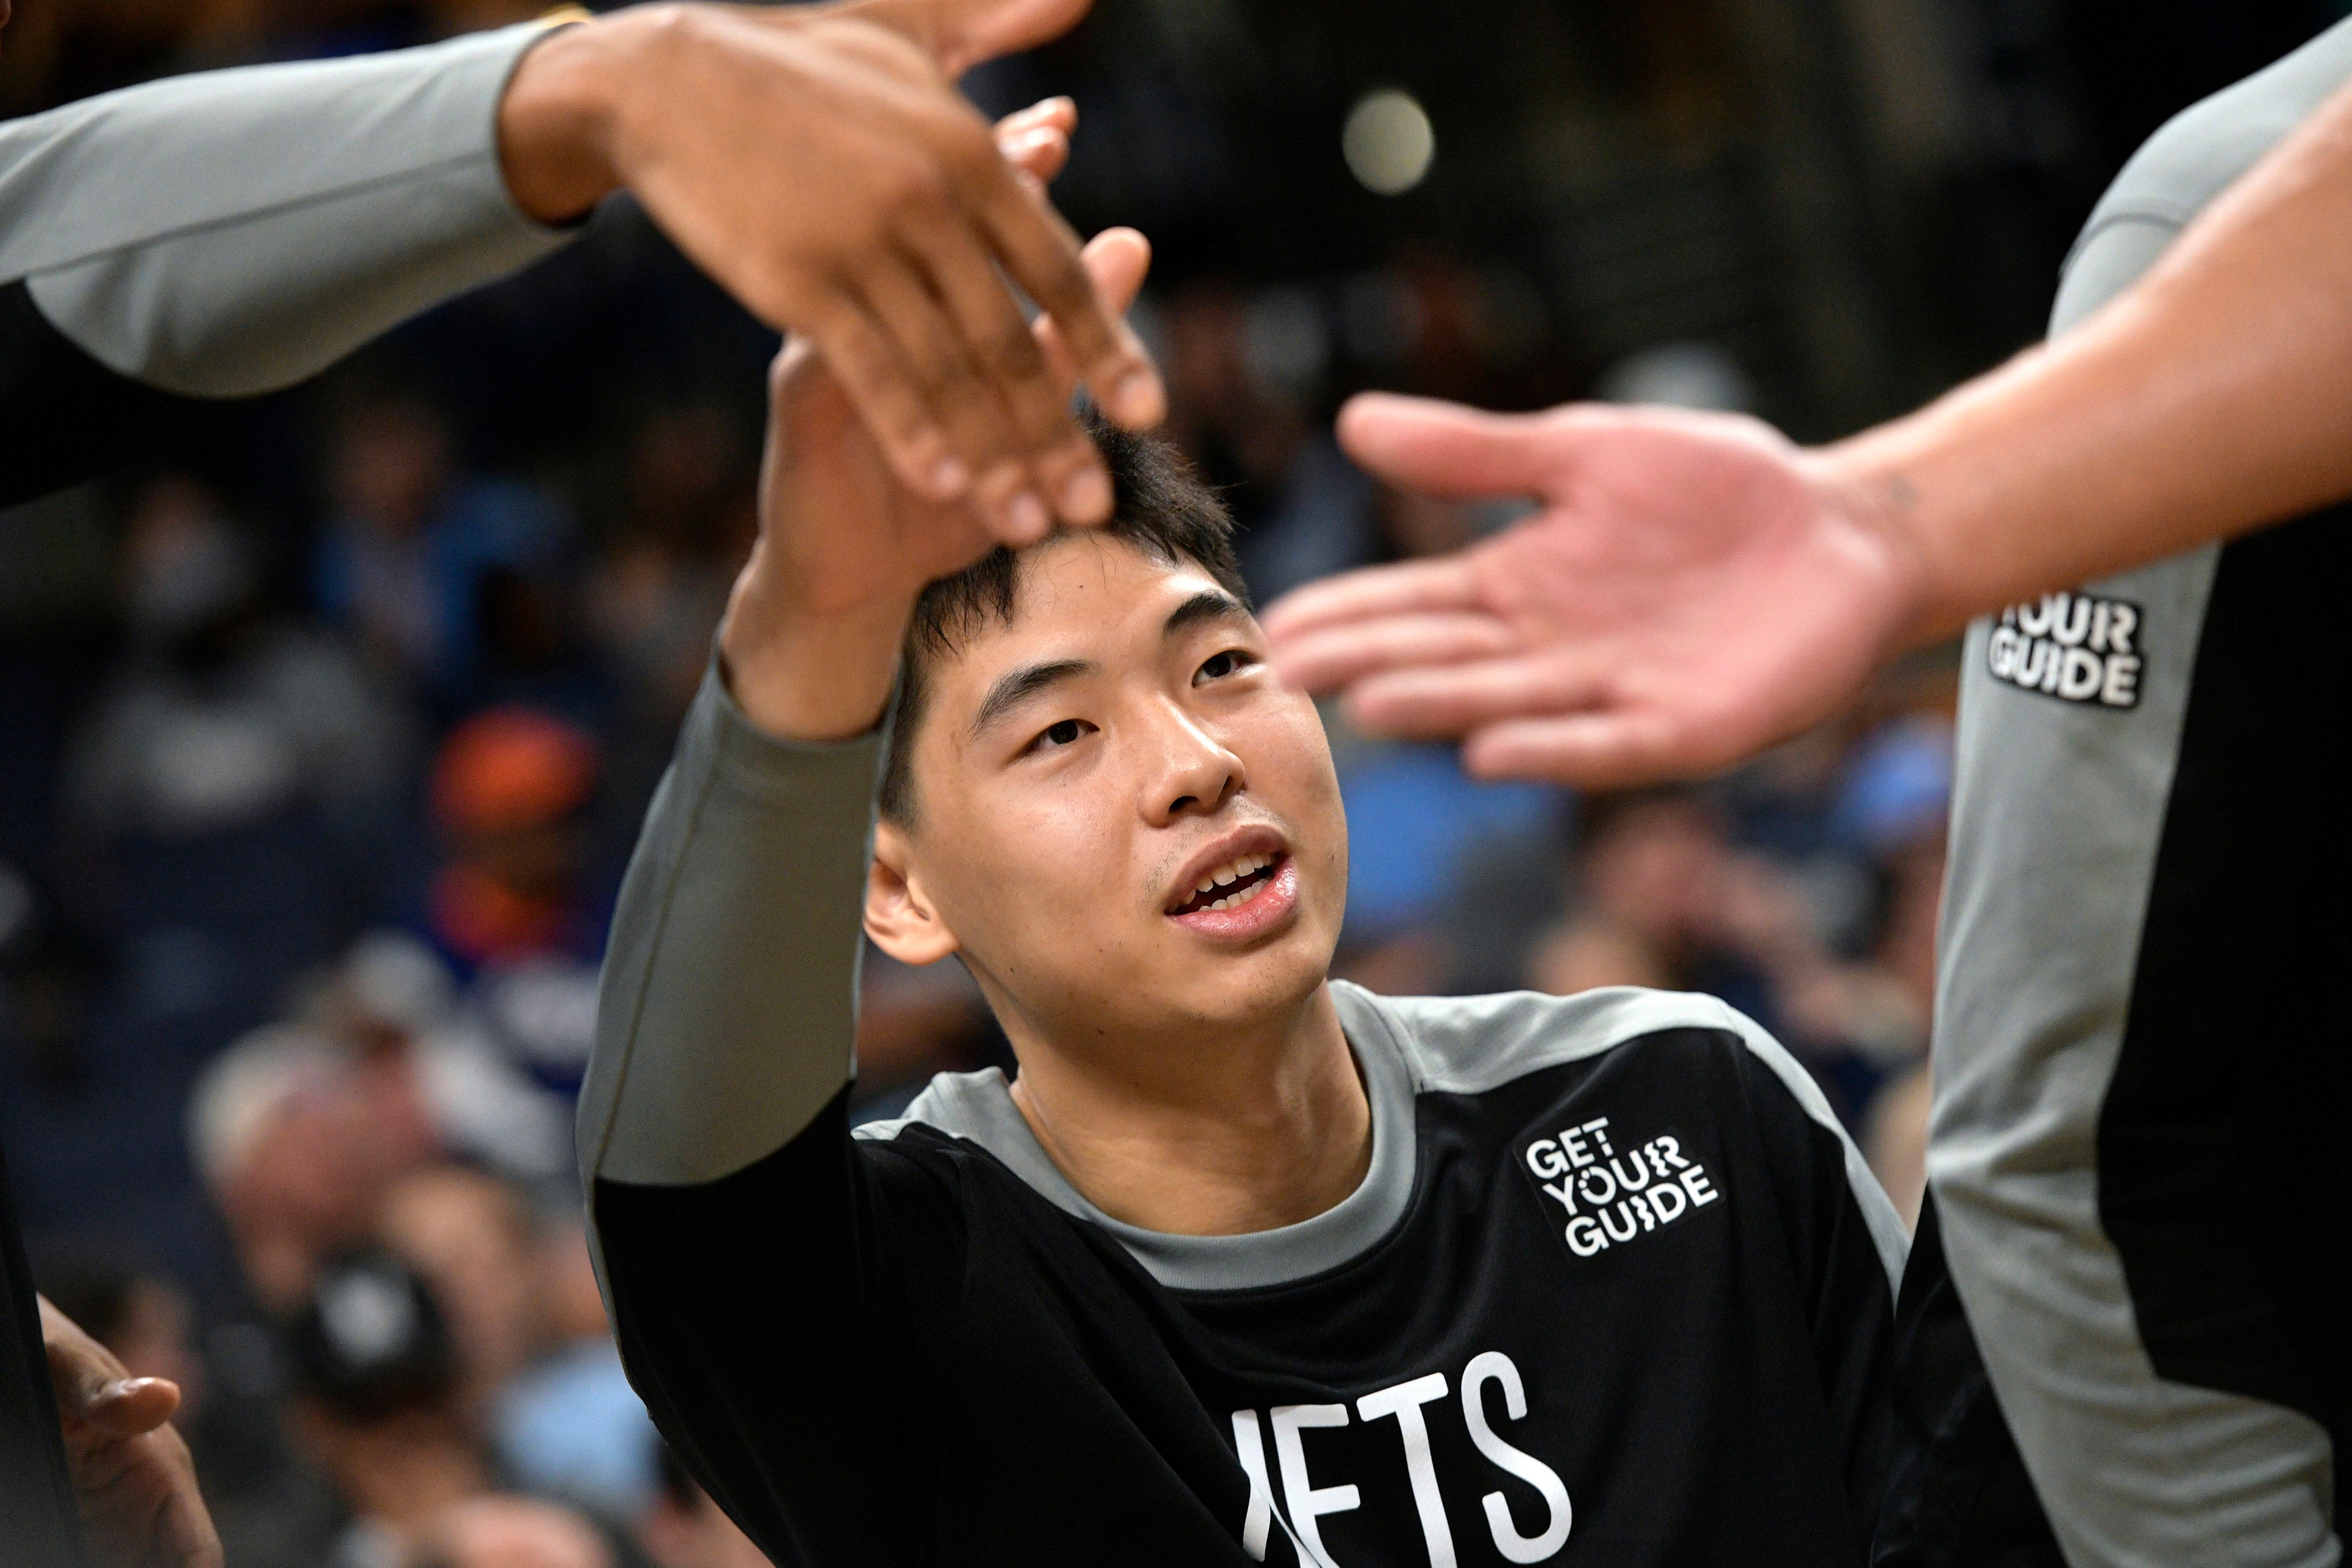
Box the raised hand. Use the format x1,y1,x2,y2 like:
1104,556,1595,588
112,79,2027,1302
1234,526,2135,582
719,106,1154,743
1261,395,1929,787
499,0,1162,547
40,1295,221,1568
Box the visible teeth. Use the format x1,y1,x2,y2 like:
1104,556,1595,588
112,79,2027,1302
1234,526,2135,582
1177,852,1280,914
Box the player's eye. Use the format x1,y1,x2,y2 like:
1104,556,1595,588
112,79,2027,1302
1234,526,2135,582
1195,649,1258,685
1028,717,1092,754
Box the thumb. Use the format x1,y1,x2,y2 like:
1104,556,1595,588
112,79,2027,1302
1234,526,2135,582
1336,393,1585,501
845,0,1094,76
79,1377,181,1439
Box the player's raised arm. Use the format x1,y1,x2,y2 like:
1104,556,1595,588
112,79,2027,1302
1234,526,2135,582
1265,62,2352,787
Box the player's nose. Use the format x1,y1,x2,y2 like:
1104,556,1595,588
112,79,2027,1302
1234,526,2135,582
1140,704,1244,826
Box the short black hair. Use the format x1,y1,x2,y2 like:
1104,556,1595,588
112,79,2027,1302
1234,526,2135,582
878,415,1249,824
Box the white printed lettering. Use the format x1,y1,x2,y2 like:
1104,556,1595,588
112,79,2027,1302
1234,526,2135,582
1272,1404,1360,1567
1461,1353,1572,1563
1232,1410,1274,1562
1358,1375,1458,1568
1679,1167,1718,1206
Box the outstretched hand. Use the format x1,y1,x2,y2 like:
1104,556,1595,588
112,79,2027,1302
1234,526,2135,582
40,1295,221,1568
719,105,1153,743
501,0,1161,548
1261,395,1931,786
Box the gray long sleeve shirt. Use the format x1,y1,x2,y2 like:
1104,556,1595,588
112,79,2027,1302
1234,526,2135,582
0,20,576,502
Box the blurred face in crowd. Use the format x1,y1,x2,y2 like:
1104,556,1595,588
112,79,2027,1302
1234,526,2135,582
1582,794,1732,955
425,1497,613,1568
381,1167,543,1406
219,1070,404,1308
333,399,452,536
868,535,1348,1063
636,1485,771,1568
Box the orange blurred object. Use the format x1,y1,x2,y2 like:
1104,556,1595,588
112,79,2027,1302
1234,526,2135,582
431,708,598,838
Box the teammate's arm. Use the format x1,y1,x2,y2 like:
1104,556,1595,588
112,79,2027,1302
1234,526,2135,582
0,0,1161,534
1263,68,2352,786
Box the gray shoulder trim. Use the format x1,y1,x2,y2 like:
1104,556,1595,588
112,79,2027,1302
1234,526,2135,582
7,25,571,397
862,981,1907,1293
579,659,885,1189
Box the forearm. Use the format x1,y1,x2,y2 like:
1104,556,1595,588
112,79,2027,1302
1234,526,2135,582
1825,74,2352,640
577,658,889,1192
0,23,576,401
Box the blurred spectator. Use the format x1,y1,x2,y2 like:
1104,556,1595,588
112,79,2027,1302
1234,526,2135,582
636,1443,770,1568
493,1214,661,1519
1525,915,1672,995
313,381,573,710
285,1249,496,1563
191,1028,412,1311
417,1494,617,1568
380,1167,542,1416
427,707,603,975
382,1164,659,1518
1864,1063,1933,1233
323,929,574,1185
69,476,411,850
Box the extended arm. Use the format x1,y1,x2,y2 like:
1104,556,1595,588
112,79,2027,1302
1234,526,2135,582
2,0,1164,532
0,22,570,503
1264,22,2352,785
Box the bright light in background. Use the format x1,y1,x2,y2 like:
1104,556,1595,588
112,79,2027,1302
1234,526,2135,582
1343,88,1434,196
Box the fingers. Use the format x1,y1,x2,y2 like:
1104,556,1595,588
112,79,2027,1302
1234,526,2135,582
1335,393,1582,500
1260,557,1482,651
808,291,976,503
900,200,1109,532
995,97,1075,184
1462,711,1703,789
1263,611,1518,696
851,0,1096,77
1038,228,1152,387
965,152,1164,430
1342,653,1609,741
852,249,1059,541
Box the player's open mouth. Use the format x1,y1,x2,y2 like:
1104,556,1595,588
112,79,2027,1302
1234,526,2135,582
1167,852,1287,917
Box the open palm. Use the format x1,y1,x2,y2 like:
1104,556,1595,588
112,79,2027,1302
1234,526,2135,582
1262,396,1926,786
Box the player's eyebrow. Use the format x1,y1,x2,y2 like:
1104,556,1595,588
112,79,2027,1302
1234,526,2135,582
1163,589,1252,639
970,658,1095,741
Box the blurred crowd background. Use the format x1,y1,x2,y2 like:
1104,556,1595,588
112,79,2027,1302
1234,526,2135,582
2,0,2345,1563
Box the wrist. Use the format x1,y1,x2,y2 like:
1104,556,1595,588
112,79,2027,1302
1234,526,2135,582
1812,423,1966,649
496,10,637,223
719,564,912,743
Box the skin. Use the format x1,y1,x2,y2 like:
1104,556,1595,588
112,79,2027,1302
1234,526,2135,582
497,0,1167,547
38,1295,222,1568
1263,72,2352,786
721,164,1370,1236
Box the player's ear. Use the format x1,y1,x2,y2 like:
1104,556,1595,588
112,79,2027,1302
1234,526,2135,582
865,820,960,966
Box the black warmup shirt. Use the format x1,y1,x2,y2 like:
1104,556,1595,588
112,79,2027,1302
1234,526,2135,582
580,666,1915,1568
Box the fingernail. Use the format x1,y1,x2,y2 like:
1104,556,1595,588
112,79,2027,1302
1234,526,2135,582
1113,368,1164,426
1061,465,1113,523
929,455,969,496
1006,491,1051,542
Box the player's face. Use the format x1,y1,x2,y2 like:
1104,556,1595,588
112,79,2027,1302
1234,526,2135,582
880,535,1347,1048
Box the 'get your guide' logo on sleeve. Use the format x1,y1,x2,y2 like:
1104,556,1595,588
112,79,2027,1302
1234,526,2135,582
1986,590,2144,709
1520,1117,1720,1260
